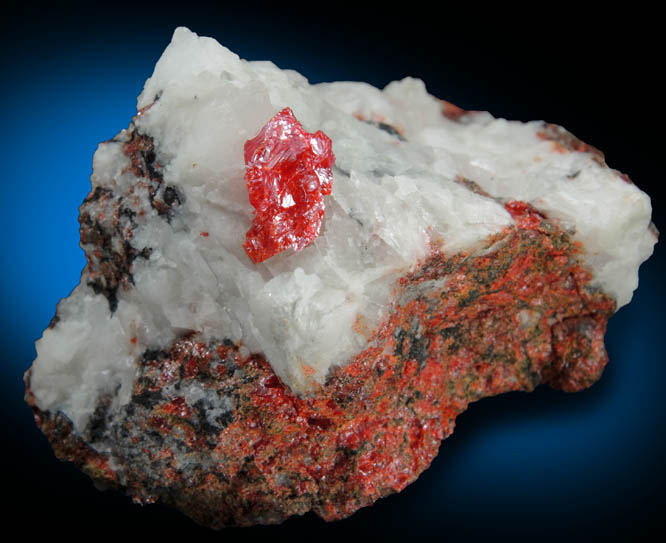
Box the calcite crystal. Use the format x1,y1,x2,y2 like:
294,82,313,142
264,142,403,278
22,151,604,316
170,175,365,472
25,27,656,528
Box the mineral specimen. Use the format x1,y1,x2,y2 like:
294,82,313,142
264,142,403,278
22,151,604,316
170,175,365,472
243,107,335,263
25,27,656,528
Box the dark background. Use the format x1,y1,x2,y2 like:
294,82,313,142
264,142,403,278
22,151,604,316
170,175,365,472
2,2,663,539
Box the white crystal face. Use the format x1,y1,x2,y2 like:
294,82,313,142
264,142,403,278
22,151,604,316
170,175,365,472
29,27,655,433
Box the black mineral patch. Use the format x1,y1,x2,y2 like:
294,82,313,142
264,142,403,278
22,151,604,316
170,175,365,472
392,324,430,370
409,334,430,372
88,281,119,312
86,400,110,443
393,328,407,358
78,174,156,313
79,207,147,313
193,397,235,438
364,120,406,141
440,324,463,354
122,128,183,224
133,389,164,410
163,186,179,205
453,176,493,199
153,185,183,221
142,348,164,363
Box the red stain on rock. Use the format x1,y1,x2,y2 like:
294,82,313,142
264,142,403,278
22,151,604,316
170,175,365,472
441,99,468,121
536,123,604,163
505,200,546,230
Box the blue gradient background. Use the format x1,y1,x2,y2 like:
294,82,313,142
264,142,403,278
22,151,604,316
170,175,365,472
2,4,663,539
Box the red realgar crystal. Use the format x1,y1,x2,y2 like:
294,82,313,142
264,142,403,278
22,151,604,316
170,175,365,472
243,107,335,263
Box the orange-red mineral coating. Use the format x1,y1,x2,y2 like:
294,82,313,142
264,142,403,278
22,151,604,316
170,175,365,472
25,205,616,528
243,108,335,263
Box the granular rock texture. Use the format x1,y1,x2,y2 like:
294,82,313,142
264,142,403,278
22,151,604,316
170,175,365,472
27,212,615,526
25,27,656,528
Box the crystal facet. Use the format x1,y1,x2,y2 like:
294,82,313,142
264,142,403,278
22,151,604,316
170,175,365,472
243,107,334,263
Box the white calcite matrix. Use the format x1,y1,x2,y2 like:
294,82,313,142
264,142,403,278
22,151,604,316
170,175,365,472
29,27,655,435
